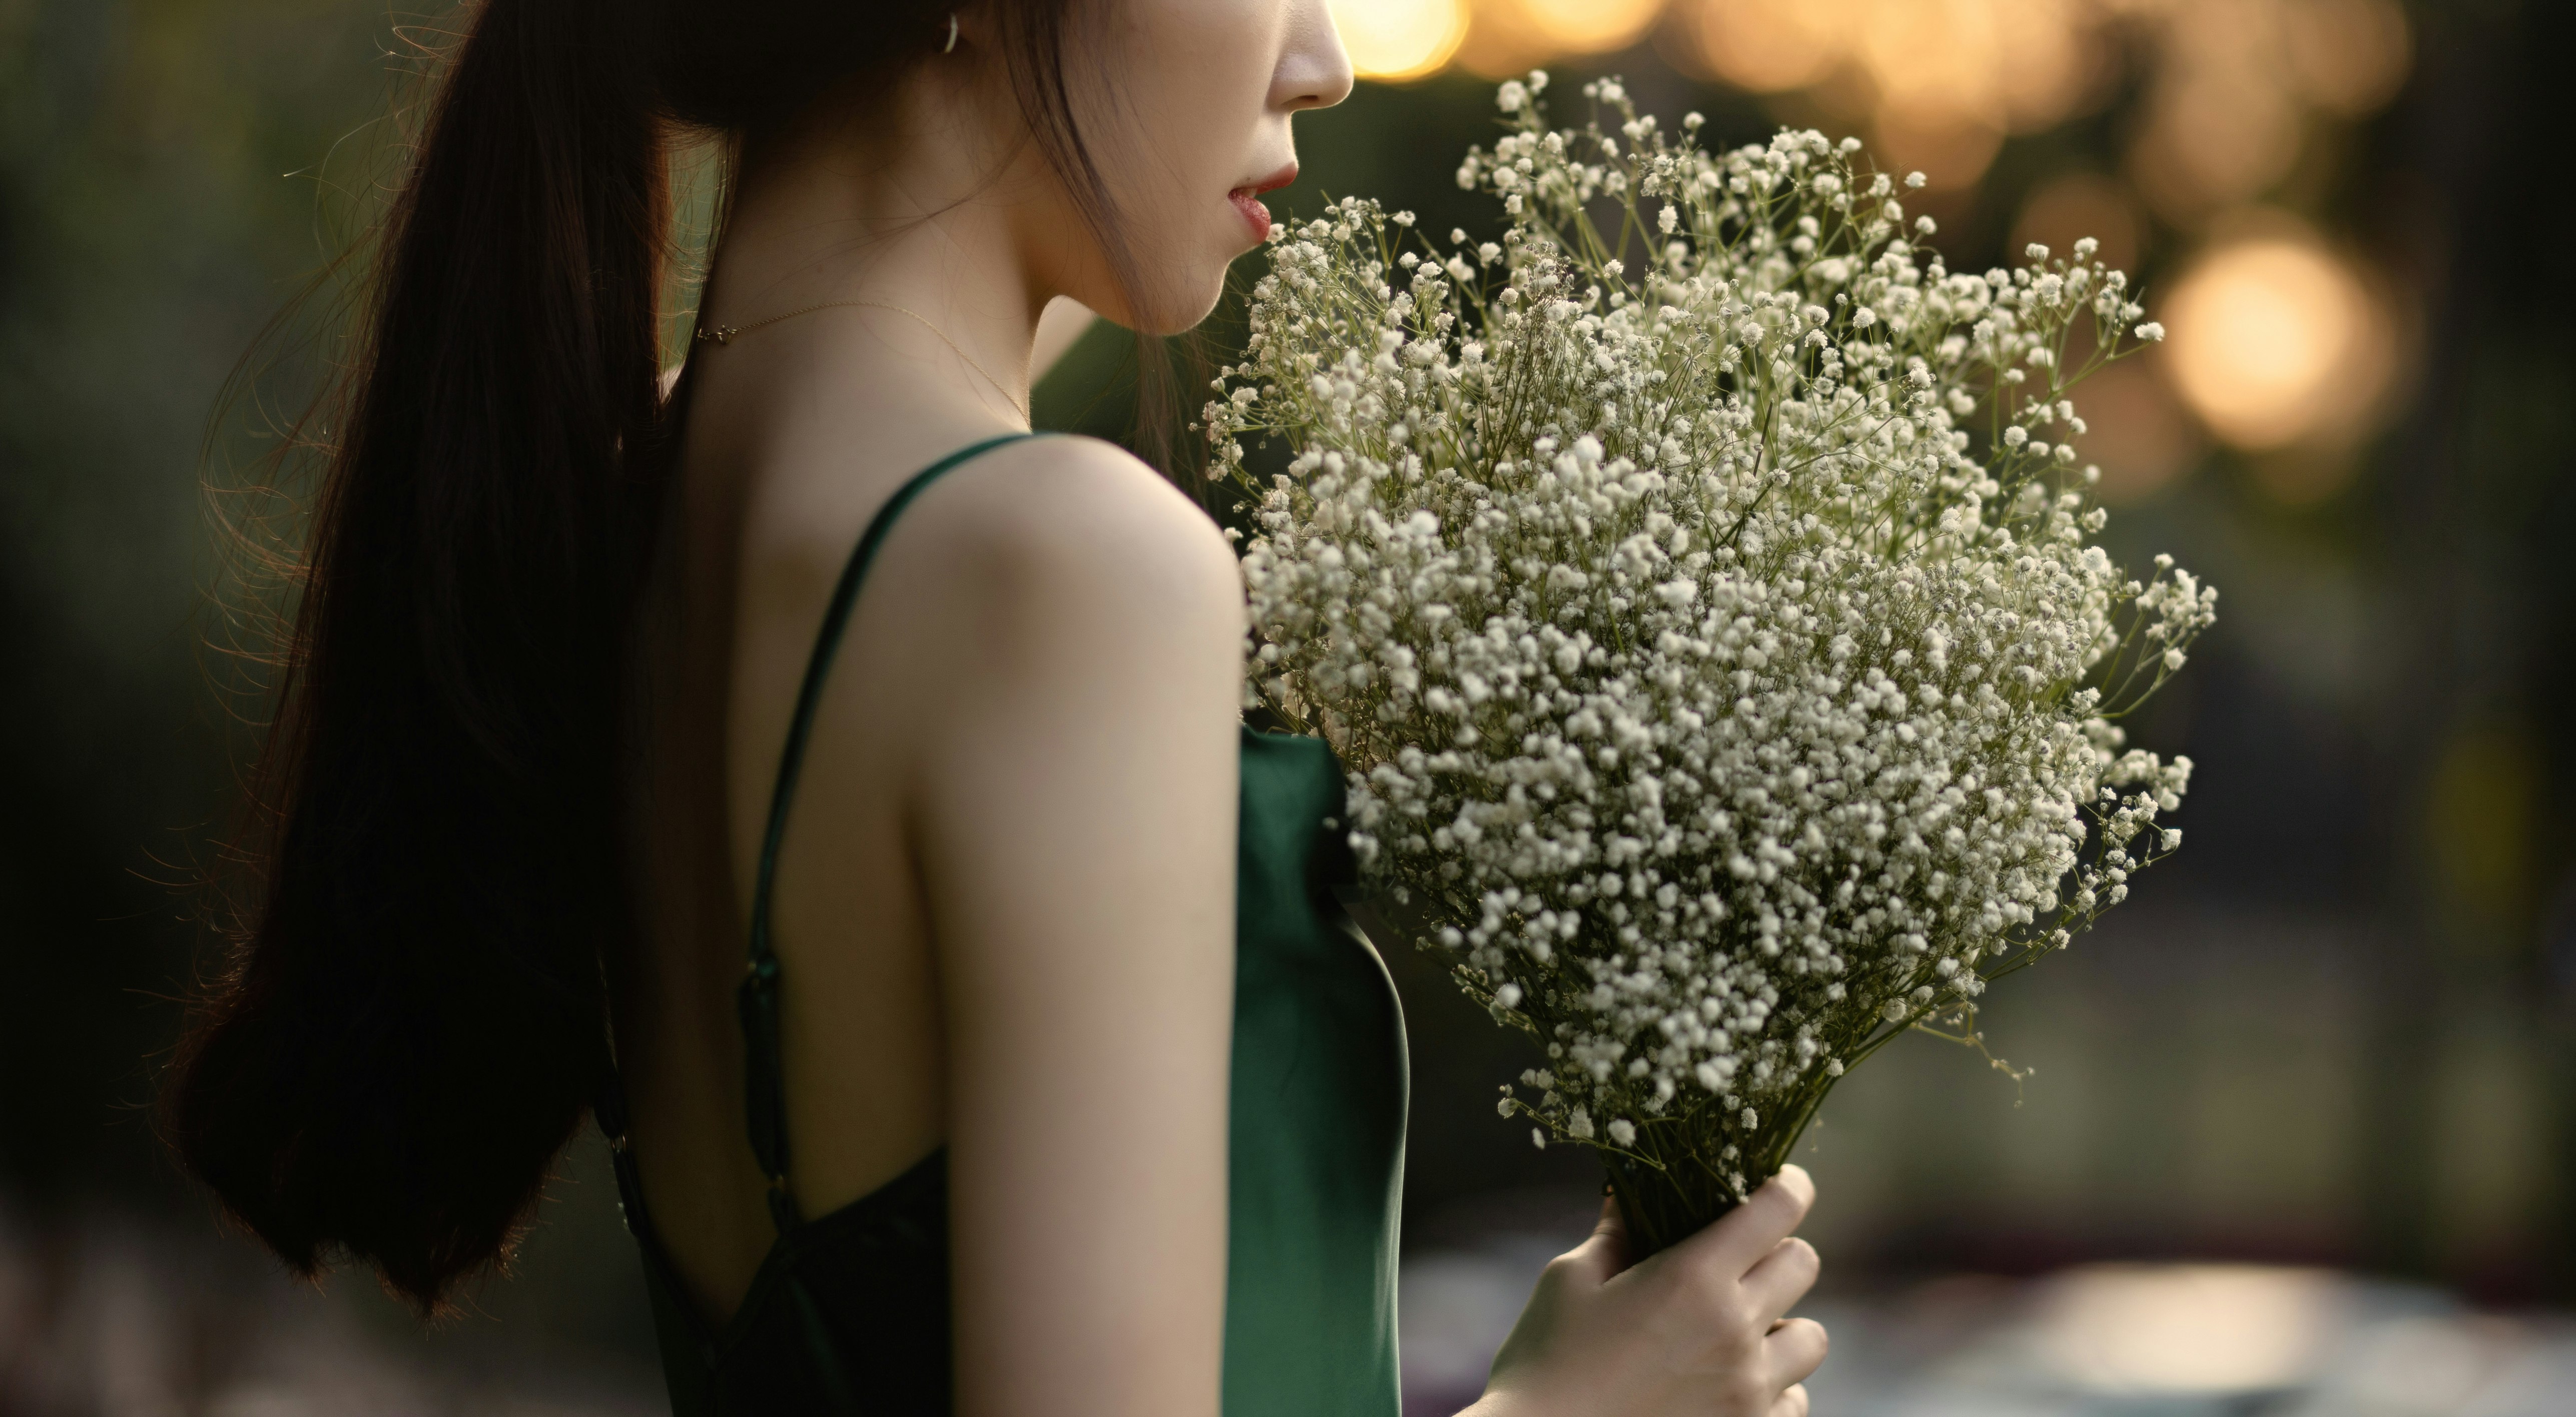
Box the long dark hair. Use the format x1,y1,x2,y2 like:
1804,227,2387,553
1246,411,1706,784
167,0,1132,1311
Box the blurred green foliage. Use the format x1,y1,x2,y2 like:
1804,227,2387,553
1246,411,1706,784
0,0,393,1200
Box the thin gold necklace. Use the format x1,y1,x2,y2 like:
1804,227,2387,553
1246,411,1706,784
695,299,1031,423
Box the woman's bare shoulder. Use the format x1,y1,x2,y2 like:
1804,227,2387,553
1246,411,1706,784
893,434,1243,651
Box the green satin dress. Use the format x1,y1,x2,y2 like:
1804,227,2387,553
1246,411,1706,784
601,433,1409,1415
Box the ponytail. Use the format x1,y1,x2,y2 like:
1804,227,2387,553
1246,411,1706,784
167,0,669,1308
171,0,1154,1312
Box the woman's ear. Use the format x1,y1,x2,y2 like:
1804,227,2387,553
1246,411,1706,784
943,2,998,54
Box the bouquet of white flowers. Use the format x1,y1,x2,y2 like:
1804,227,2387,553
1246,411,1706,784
1203,73,2216,1256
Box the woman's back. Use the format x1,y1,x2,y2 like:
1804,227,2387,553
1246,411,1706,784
617,357,1067,1320
622,310,1250,1317
612,159,1263,1410
618,402,1413,1413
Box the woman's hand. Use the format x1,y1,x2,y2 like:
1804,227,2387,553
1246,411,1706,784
1464,1166,1829,1417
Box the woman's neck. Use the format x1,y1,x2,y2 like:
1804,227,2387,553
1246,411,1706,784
705,76,1059,427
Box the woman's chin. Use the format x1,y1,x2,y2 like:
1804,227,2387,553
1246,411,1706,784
1126,271,1231,336
1086,231,1242,335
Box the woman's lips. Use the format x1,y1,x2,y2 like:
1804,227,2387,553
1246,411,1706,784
1230,164,1298,243
1231,189,1273,241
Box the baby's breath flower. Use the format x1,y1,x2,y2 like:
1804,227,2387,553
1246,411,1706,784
1205,78,2214,1255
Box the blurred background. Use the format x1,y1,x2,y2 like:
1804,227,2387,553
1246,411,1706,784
3,0,2570,1412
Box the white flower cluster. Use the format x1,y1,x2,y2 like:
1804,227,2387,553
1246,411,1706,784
1203,75,2215,1249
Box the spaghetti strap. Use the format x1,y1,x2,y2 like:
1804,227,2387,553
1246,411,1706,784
604,424,1401,1417
738,430,1042,1231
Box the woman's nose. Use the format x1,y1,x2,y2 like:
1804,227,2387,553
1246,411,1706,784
1277,0,1356,112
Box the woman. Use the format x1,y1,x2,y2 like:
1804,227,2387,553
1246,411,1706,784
165,1,1830,1413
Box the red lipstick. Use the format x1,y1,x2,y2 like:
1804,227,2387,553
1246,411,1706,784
1230,164,1299,242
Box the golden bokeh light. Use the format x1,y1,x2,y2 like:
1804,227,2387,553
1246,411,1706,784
1457,0,1664,78
1353,0,2422,486
1990,0,2112,131
1870,104,2004,193
2013,172,2145,278
1677,0,2106,191
2159,220,2395,454
1449,0,1558,79
2122,0,2412,221
2282,0,2412,116
1332,0,1470,80
2129,63,2306,222
1678,0,1852,93
1847,0,2004,122
1849,0,2009,190
1428,0,2415,220
1675,0,2416,220
1515,0,1664,54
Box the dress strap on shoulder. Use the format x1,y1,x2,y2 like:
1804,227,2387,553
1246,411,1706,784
739,430,1043,1231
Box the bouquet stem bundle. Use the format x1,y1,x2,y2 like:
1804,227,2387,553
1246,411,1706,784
1206,74,2216,1256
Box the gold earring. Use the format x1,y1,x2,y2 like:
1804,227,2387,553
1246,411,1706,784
943,14,959,52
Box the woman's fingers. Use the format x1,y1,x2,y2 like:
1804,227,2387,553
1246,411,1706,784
1486,1174,1827,1417
1551,1191,1632,1287
1740,1236,1821,1321
1669,1164,1816,1277
1763,1316,1829,1385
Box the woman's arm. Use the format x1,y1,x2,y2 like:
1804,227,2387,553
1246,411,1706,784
879,435,1823,1417
907,437,1244,1417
